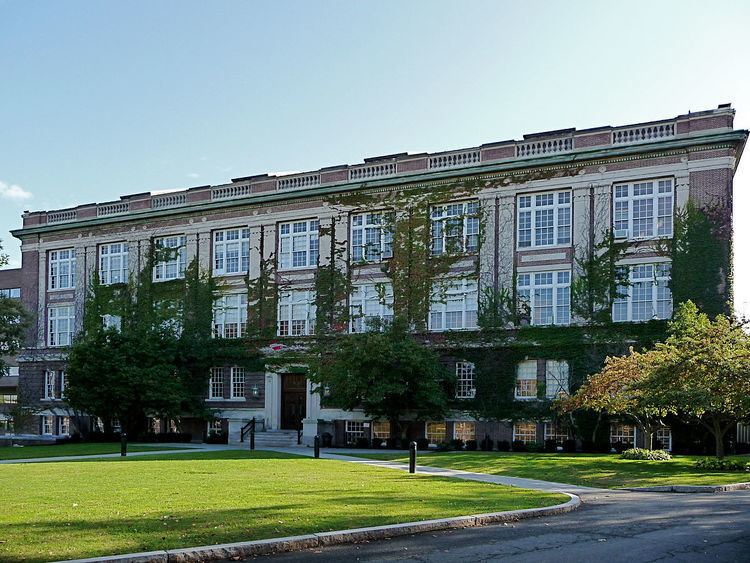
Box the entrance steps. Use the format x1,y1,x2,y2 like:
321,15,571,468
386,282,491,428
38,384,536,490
230,429,300,447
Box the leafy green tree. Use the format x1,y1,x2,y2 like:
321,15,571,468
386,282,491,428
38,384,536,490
310,319,454,439
0,240,31,377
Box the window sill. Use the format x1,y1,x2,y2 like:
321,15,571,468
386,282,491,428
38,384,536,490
47,287,76,293
212,271,249,278
516,243,572,252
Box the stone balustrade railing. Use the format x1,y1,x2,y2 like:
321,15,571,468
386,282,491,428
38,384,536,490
612,122,675,144
152,193,187,209
516,137,574,158
278,173,320,190
349,162,397,181
97,202,130,217
429,150,481,170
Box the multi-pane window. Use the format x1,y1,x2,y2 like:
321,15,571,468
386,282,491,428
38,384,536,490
431,201,479,255
613,179,673,239
372,421,391,440
49,249,76,290
102,314,122,331
48,306,74,347
213,294,248,338
44,370,56,400
351,212,394,262
277,289,316,336
515,360,538,399
455,361,476,399
350,283,394,333
429,279,478,331
610,423,636,445
153,236,187,281
612,263,672,322
345,420,365,444
0,288,20,299
278,219,319,270
517,191,571,248
208,367,224,400
544,421,570,444
514,422,538,444
453,421,476,442
545,360,569,399
230,367,246,399
517,270,570,326
426,421,446,444
58,416,70,436
42,415,54,435
213,228,250,275
99,242,129,285
654,426,672,451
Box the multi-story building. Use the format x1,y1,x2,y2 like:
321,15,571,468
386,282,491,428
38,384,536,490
9,105,747,451
0,268,22,438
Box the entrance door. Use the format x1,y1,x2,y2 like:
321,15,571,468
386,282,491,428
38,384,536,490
280,374,307,430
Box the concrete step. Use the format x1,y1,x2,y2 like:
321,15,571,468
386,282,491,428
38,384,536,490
229,430,300,447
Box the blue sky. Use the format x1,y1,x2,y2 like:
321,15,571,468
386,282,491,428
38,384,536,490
1,0,749,311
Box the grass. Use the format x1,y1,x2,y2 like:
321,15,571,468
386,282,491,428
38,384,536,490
0,442,189,460
0,450,565,562
355,451,750,489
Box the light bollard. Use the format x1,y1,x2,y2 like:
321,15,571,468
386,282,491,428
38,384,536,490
409,441,417,474
120,432,128,457
314,434,321,459
250,425,255,451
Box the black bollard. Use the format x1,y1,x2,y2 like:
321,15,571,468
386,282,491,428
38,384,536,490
120,432,128,457
314,435,320,459
409,441,417,474
250,425,255,451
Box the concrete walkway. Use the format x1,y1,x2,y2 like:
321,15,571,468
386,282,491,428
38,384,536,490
0,442,229,464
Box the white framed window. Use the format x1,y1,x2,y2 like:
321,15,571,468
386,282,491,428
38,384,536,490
213,294,248,338
455,361,476,399
545,360,569,399
42,415,54,435
426,421,446,445
102,314,122,331
513,422,537,444
153,236,187,281
277,289,316,336
44,370,57,400
350,283,394,333
49,249,76,290
207,420,222,434
58,416,70,436
517,191,571,248
544,421,569,444
431,200,479,255
515,360,538,400
345,420,365,443
213,228,250,276
99,242,129,285
0,288,20,299
453,421,476,442
48,306,74,347
613,178,673,240
613,263,672,322
372,421,390,440
429,279,478,331
208,367,224,400
517,270,570,326
60,371,67,398
230,367,246,399
654,426,672,451
610,423,636,445
351,212,394,263
278,219,319,270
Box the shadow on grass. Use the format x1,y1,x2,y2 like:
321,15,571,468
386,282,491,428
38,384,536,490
70,450,306,463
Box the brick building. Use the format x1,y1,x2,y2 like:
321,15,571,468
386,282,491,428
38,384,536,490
8,105,747,450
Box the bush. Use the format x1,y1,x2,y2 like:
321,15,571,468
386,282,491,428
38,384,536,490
621,448,672,461
562,439,577,453
449,438,464,451
512,440,527,452
416,437,430,450
497,440,511,452
386,437,399,449
544,439,558,453
695,457,749,471
86,431,122,443
526,441,545,453
480,436,494,451
465,439,478,451
157,432,192,443
611,441,631,454
204,431,226,444
736,443,750,455
435,441,451,452
355,437,370,449
371,438,384,449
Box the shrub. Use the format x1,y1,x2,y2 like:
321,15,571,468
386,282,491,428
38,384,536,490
562,439,577,453
465,439,478,451
621,448,672,461
355,437,370,449
544,439,558,453
736,443,750,455
435,441,451,452
695,457,749,471
386,437,399,449
371,438,384,449
416,437,430,450
526,441,545,453
611,441,631,454
449,438,464,451
480,436,494,451
497,440,511,452
204,431,226,444
512,440,527,452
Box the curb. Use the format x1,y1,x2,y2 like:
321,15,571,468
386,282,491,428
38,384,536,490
55,493,580,563
623,481,750,493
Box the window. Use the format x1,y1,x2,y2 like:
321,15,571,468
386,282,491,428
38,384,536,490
453,421,476,442
48,306,74,347
613,263,672,322
544,421,569,444
517,191,571,248
277,289,316,336
426,421,446,444
517,270,570,326
102,314,122,331
49,249,76,290
351,212,394,262
515,360,538,399
153,236,187,281
99,242,128,285
610,423,636,445
213,228,250,275
613,179,673,239
58,416,70,436
278,219,319,270
345,420,365,444
429,279,478,331
44,370,57,400
654,426,672,451
207,420,222,434
545,360,569,398
431,200,479,255
455,361,476,399
230,367,246,399
372,421,390,440
42,415,54,435
0,394,17,404
0,288,20,299
213,294,248,338
208,367,224,400
513,422,537,444
350,283,394,333
60,371,67,398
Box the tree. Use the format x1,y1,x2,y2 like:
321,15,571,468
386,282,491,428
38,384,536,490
309,319,454,439
0,239,31,377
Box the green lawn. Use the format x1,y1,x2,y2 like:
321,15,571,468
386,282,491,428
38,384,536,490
0,442,189,460
356,451,750,489
0,450,565,562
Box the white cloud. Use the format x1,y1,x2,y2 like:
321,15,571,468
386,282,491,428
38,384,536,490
0,180,32,201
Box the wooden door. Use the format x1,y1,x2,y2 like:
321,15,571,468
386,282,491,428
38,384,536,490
280,374,307,430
